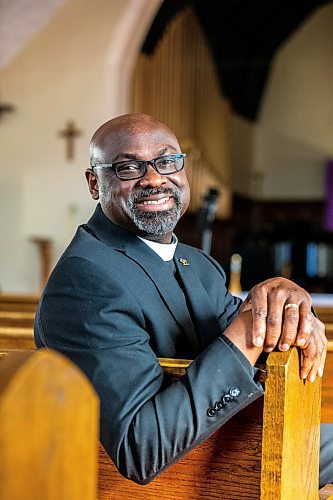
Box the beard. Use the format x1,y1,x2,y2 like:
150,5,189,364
127,187,183,236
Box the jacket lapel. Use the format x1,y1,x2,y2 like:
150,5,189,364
174,248,222,349
86,205,197,332
124,244,197,336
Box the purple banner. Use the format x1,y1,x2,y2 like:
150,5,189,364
324,159,333,231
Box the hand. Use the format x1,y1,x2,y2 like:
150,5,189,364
239,277,311,350
238,277,327,381
223,310,263,366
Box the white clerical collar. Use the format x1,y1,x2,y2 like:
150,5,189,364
137,234,178,261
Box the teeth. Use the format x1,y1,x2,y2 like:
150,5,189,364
141,197,169,205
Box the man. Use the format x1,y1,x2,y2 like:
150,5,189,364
34,113,331,486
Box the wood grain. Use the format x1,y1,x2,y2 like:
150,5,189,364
98,389,264,500
0,349,99,500
322,342,333,423
261,348,321,499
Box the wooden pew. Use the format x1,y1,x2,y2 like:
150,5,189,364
0,349,99,500
0,311,35,328
0,326,36,349
0,347,329,499
0,293,39,312
98,348,321,499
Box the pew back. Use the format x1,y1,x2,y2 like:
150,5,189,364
98,348,321,500
0,347,322,499
0,349,99,500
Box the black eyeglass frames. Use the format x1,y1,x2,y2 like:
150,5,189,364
91,153,186,180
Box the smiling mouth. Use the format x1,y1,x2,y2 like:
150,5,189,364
140,197,171,206
135,195,174,212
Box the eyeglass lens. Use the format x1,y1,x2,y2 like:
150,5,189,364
116,154,184,179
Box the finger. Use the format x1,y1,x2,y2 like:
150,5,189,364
300,317,327,379
249,287,268,347
307,354,322,383
316,320,327,377
318,347,327,378
308,327,325,381
300,337,317,380
294,302,313,348
301,329,325,382
278,302,301,351
264,289,291,352
250,284,286,350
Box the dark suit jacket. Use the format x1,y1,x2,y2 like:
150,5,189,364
34,204,263,484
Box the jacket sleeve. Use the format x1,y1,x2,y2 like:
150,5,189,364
34,256,263,484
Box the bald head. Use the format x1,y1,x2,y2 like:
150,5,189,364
86,112,190,243
90,113,180,165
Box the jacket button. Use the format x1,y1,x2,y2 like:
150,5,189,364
207,408,217,417
222,394,232,404
229,387,240,397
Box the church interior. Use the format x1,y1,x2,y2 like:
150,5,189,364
1,1,333,498
1,0,333,294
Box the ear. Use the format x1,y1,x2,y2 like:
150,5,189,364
85,169,99,200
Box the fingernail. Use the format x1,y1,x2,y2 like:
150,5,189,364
255,336,263,347
310,374,316,383
280,343,289,351
298,338,306,347
318,367,323,377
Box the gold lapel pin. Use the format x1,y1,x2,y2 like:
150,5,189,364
179,258,189,266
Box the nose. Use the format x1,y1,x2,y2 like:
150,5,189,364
138,163,167,188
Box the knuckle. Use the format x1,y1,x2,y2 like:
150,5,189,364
267,313,280,327
300,311,312,321
318,320,326,331
305,350,317,361
254,308,267,319
318,346,325,356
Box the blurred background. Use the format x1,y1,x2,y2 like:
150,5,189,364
1,0,333,293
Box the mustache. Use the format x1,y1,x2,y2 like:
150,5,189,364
130,187,181,203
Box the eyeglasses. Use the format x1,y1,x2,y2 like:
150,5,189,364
91,153,186,180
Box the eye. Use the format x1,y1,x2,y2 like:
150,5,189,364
117,162,141,172
158,156,176,167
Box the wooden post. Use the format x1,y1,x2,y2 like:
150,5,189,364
261,347,321,499
30,237,52,291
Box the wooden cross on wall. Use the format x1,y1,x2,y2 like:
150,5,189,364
58,120,82,160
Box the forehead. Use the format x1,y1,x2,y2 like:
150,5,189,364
95,122,181,162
